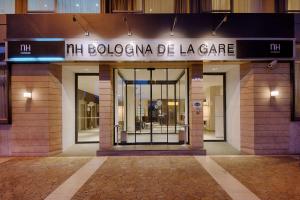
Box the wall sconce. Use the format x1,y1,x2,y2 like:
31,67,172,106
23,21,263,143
270,90,279,97
123,17,132,36
170,16,177,36
23,92,32,99
73,15,90,37
212,15,228,36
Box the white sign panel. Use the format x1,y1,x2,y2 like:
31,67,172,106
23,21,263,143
65,38,236,61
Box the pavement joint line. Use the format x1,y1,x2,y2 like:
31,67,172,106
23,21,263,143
45,157,107,200
195,156,261,200
0,158,11,164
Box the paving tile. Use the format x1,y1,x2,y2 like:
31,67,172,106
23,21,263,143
0,157,91,200
212,156,300,200
45,157,107,200
72,156,232,200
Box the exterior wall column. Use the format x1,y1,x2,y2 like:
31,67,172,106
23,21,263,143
189,64,204,149
240,63,291,154
1,64,62,156
99,65,113,150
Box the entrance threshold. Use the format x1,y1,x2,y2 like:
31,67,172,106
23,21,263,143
97,145,206,156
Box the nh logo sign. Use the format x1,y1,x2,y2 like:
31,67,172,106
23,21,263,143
270,43,280,53
20,44,31,55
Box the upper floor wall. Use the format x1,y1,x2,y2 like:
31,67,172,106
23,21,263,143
0,0,300,14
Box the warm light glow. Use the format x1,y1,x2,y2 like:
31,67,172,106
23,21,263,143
270,90,279,97
23,92,32,99
168,102,178,106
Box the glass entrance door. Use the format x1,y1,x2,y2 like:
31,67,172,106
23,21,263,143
115,68,188,144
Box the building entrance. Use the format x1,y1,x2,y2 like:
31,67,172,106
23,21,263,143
114,68,188,144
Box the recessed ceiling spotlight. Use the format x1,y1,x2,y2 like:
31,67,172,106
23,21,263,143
76,3,80,7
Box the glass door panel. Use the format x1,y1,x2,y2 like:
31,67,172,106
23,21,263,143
135,69,151,143
203,74,225,141
115,68,188,144
76,74,99,143
152,69,167,143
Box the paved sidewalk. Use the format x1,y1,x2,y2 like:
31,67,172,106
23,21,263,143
0,157,91,200
0,155,300,200
212,156,300,200
72,156,231,200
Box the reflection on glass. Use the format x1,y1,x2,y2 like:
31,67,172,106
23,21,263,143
58,0,100,13
0,0,15,14
203,75,224,141
0,64,9,123
76,75,99,142
28,0,55,12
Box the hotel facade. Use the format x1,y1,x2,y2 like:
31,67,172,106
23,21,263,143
0,0,300,156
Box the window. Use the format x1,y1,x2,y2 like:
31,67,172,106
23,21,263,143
27,0,55,12
57,0,100,13
76,74,99,143
234,0,275,13
288,0,300,12
212,0,231,12
203,74,225,141
295,63,300,120
145,0,175,13
0,63,9,124
0,0,15,14
111,0,143,13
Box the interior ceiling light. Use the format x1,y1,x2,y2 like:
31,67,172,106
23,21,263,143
170,16,177,36
123,17,132,36
212,15,228,36
73,15,90,37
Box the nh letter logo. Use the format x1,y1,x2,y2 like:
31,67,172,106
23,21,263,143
270,43,280,53
20,44,31,55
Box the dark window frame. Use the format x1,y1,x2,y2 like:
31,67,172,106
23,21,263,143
286,0,300,13
75,73,100,144
0,62,11,125
113,68,190,145
292,60,300,121
211,0,233,13
202,73,227,142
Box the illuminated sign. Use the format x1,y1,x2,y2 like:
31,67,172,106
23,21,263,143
65,39,236,61
7,39,65,62
6,38,295,62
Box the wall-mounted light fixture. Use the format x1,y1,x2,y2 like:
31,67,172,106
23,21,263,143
270,90,279,97
170,16,177,36
212,15,228,36
73,15,90,37
23,92,32,99
123,17,132,36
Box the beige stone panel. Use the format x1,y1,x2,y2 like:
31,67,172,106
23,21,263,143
12,76,50,82
255,131,289,137
254,111,290,118
12,82,50,89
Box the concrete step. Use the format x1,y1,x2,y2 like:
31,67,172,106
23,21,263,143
97,149,206,156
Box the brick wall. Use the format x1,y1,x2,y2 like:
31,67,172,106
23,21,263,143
241,63,291,154
99,65,113,150
0,64,62,156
